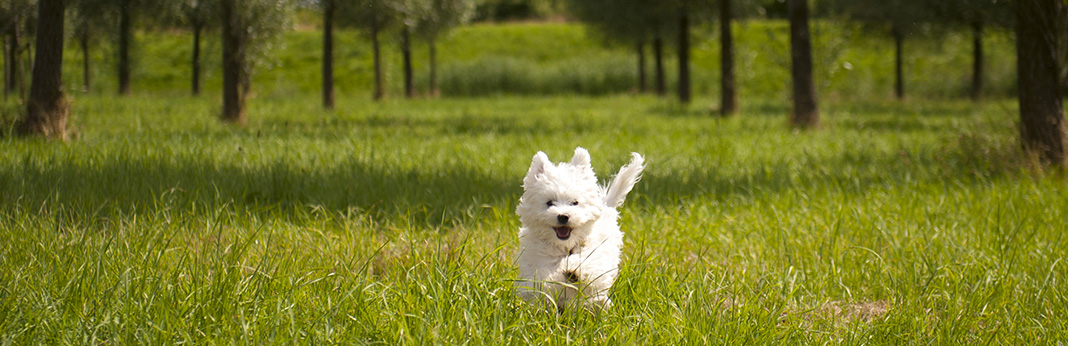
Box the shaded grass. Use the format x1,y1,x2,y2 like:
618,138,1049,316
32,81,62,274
1,94,1067,343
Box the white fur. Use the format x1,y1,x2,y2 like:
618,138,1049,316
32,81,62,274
514,147,645,312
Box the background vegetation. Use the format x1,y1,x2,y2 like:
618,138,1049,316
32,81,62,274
55,21,1017,100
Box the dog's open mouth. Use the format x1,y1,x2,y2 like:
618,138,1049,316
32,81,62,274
553,226,573,240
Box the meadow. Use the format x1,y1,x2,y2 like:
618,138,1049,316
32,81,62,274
1,20,1066,344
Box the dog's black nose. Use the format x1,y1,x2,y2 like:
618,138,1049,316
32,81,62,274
557,215,569,224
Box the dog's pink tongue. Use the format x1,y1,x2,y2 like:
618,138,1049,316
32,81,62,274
554,226,572,239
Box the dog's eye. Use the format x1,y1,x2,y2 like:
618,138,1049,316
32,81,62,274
546,201,554,207
570,201,579,206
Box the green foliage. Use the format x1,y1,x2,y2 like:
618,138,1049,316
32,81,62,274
227,0,296,67
566,0,675,46
408,0,478,41
1,93,1067,343
473,0,564,22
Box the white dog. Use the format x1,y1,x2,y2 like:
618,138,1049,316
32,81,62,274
514,147,644,312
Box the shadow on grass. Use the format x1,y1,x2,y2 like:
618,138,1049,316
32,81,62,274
1,154,518,228
3,97,1021,228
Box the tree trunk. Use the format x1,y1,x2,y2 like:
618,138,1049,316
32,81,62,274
892,27,904,100
653,34,665,96
221,0,247,125
81,26,91,93
4,36,10,99
322,0,335,109
429,38,439,97
720,0,737,116
18,0,69,140
677,11,691,104
636,42,647,93
788,0,819,128
5,13,21,98
402,27,414,98
192,23,202,96
1014,0,1066,167
118,0,132,95
19,37,28,100
970,21,983,101
372,20,384,101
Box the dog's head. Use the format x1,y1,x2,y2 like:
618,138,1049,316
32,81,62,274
517,147,605,243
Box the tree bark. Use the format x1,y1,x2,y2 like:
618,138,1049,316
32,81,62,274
81,26,91,93
221,0,247,125
892,27,904,100
636,42,647,93
788,0,819,128
322,0,335,109
18,0,69,140
402,27,414,98
720,0,737,116
677,10,691,104
1014,0,1066,167
192,23,202,96
118,0,132,95
429,38,439,97
653,34,665,96
372,19,384,101
970,21,983,101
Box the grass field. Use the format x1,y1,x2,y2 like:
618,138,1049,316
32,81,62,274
3,92,1067,343
2,18,1066,344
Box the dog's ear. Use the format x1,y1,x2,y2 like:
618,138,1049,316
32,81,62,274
524,151,551,187
570,147,591,168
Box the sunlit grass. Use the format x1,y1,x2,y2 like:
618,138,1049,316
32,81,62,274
1,93,1066,343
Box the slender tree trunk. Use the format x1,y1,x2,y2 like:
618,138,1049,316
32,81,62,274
81,26,91,92
970,21,983,101
677,11,691,104
372,21,384,100
788,0,819,128
1015,0,1066,167
892,27,904,100
402,27,414,98
4,36,10,99
653,34,665,96
18,0,69,140
720,0,737,116
322,0,335,109
221,0,247,125
118,0,132,96
5,14,21,98
636,42,647,93
19,37,27,100
192,23,202,96
429,38,439,97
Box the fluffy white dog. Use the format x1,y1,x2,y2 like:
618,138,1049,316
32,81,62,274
514,147,644,312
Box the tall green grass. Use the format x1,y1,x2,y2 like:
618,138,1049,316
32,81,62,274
60,21,1016,100
2,92,1066,343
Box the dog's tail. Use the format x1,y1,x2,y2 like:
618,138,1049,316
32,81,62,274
603,153,645,208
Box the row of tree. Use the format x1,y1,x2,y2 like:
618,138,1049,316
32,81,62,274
5,0,1067,169
3,0,477,122
566,0,1064,167
566,0,1014,114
